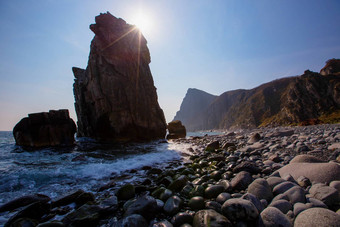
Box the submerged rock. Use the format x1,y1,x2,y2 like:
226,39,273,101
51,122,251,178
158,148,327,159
73,12,166,142
13,109,76,147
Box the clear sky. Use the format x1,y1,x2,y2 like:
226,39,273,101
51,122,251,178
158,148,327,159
0,0,340,130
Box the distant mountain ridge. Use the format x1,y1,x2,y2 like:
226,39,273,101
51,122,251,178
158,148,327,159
174,59,340,131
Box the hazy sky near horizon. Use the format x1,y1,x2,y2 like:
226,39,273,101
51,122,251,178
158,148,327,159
0,0,340,130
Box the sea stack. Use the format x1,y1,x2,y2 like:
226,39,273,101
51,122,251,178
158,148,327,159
73,12,166,142
13,109,76,147
167,120,187,139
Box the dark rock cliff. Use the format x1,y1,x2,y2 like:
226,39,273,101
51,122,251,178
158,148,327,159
174,60,340,131
73,12,166,142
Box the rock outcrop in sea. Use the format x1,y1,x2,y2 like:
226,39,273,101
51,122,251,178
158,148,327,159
73,12,166,142
167,120,186,139
13,109,76,147
174,59,340,131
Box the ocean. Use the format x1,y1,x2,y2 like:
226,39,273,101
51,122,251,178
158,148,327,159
0,131,221,207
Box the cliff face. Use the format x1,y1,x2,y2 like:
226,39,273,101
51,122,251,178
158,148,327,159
73,12,166,142
173,88,217,131
174,60,340,131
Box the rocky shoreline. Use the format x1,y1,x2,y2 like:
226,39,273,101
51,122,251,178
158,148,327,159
1,124,340,226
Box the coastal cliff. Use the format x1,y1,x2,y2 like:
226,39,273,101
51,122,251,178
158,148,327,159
174,60,340,131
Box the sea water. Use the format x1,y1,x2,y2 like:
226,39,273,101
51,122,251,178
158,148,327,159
0,131,202,206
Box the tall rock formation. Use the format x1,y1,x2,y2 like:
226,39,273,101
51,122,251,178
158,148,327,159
13,109,76,147
174,60,340,131
73,12,166,142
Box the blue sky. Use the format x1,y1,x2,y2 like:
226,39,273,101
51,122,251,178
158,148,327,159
0,0,339,130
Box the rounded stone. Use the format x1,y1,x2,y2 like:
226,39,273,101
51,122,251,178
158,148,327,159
283,186,306,204
247,178,273,202
116,184,135,200
309,183,340,207
168,175,188,192
266,177,286,189
259,207,291,227
151,220,173,227
230,171,253,191
273,181,297,195
193,209,232,227
278,162,340,184
307,198,328,208
160,189,173,202
188,196,205,211
293,203,313,216
118,214,148,227
269,199,292,214
204,185,225,199
294,207,340,227
289,154,324,164
221,198,259,221
164,196,182,215
330,180,340,191
205,201,222,213
242,193,264,213
124,195,158,220
171,212,193,227
216,193,231,204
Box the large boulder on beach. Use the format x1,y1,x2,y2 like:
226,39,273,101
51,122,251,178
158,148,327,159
294,207,340,226
73,12,167,142
13,109,76,147
166,120,186,139
278,162,340,184
289,154,325,164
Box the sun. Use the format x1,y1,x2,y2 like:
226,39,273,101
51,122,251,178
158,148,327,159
129,11,153,37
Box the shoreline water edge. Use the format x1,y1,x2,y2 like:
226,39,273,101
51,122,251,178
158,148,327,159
1,124,340,226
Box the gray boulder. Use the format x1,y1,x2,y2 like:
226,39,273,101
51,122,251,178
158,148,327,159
294,208,340,227
259,207,292,227
278,162,340,184
309,183,340,207
247,178,273,202
231,171,253,191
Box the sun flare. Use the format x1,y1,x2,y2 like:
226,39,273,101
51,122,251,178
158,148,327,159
129,11,153,36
